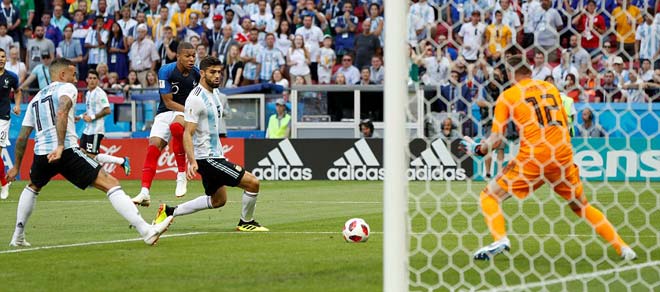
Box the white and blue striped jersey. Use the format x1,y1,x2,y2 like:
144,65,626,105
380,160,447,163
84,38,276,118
184,85,225,160
635,22,660,60
240,42,262,81
83,87,110,135
22,82,79,155
257,47,285,81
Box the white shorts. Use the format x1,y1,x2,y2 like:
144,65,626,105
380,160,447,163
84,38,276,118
0,119,10,147
317,68,331,84
149,111,184,141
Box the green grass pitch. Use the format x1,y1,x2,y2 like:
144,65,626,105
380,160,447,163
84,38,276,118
0,180,658,291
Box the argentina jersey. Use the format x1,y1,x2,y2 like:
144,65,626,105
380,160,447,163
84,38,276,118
184,85,225,160
157,62,200,114
22,82,79,155
83,87,110,135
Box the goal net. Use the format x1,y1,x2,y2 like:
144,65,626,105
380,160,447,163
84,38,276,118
400,1,660,291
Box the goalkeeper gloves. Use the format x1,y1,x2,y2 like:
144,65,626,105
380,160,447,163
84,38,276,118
460,136,485,157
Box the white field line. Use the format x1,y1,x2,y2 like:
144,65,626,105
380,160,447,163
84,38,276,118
485,260,660,292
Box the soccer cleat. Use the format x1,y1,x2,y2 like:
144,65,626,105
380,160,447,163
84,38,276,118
473,238,511,261
236,219,269,232
175,173,187,197
0,182,9,200
620,246,637,261
143,215,174,245
122,157,131,176
9,234,31,247
152,204,169,225
131,192,151,207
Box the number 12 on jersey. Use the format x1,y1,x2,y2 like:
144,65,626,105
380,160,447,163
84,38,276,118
525,94,564,127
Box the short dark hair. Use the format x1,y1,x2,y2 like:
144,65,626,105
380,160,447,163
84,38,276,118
361,66,370,72
507,55,531,75
359,119,374,133
177,41,195,53
199,56,223,71
0,48,5,55
49,58,75,77
87,69,99,78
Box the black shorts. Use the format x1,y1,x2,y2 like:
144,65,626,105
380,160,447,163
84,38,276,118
30,147,102,189
196,158,245,195
80,134,104,154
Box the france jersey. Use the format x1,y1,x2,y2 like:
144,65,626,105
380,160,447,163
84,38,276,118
0,70,19,120
83,87,110,135
157,62,200,115
22,82,79,155
184,85,225,160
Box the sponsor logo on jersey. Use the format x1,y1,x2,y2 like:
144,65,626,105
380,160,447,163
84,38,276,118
251,139,312,180
409,139,467,181
327,139,383,180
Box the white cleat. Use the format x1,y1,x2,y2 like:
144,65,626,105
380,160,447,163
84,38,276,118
621,246,637,261
9,234,31,247
175,173,187,197
143,216,174,245
131,192,151,207
0,182,10,200
474,237,511,261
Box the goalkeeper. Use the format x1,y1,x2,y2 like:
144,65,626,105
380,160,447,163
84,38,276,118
462,55,636,261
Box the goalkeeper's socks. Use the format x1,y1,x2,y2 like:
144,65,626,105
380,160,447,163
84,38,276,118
480,191,507,241
575,204,626,255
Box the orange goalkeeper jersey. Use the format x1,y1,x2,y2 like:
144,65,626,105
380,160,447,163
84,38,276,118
492,78,573,164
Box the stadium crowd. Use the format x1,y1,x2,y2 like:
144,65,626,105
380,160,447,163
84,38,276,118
0,0,658,103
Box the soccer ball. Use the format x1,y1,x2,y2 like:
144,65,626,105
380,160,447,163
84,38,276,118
342,218,370,243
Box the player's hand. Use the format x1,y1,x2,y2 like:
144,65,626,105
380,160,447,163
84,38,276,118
460,136,482,156
47,146,64,163
12,105,20,115
83,114,93,122
6,167,18,182
187,161,198,181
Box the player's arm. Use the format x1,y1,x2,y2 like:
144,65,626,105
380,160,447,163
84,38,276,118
12,78,21,115
6,125,33,182
183,120,198,180
462,94,509,156
161,93,185,112
48,95,73,163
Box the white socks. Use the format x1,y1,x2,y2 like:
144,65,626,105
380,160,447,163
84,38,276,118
107,186,150,236
12,187,38,238
173,196,213,217
96,154,125,165
241,191,258,222
140,187,150,196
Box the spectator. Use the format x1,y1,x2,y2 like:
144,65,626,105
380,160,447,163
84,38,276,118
552,50,580,90
324,0,343,22
409,0,434,41
207,15,224,55
359,119,378,138
97,62,109,85
52,5,70,32
293,75,306,85
485,10,512,65
158,26,178,68
105,71,123,91
421,46,451,86
91,0,115,30
251,0,276,44
20,53,52,90
266,98,291,138
190,0,206,14
240,28,261,85
622,70,648,102
144,0,161,28
356,66,375,85
437,34,458,61
199,2,214,30
457,11,487,64
71,10,91,77
85,16,109,70
330,1,358,56
69,0,90,15
566,35,591,74
14,0,33,36
531,50,553,81
222,8,241,37
235,16,253,44
334,72,347,84
6,46,25,84
354,20,380,70
335,53,360,85
224,44,244,87
612,0,643,60
576,108,606,137
640,58,660,98
296,14,324,82
129,24,159,86
92,0,121,16
439,70,472,114
123,70,142,95
272,4,289,33
0,24,13,54
170,0,201,38
293,0,327,29
497,0,521,44
288,34,312,85
635,10,660,64
610,56,629,85
367,3,384,47
271,68,289,88
194,43,208,67
440,118,462,141
572,0,606,54
164,0,179,21
257,33,285,83
527,0,563,61
594,40,615,71
58,26,84,77
0,0,21,43
151,6,172,47
369,55,384,84
127,11,151,44
145,70,158,88
26,25,55,72
596,70,624,102
564,73,582,101
42,13,63,48
106,22,129,80
275,19,292,57
181,12,204,42
212,25,237,64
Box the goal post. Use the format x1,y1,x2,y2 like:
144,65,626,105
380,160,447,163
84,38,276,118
383,0,410,291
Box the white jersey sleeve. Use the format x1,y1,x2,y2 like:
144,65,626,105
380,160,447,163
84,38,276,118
59,83,78,104
184,94,205,124
22,99,36,128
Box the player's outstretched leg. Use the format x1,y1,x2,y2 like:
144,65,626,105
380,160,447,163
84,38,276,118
474,186,510,260
169,122,187,197
570,202,636,260
153,190,226,224
96,154,131,176
132,140,164,207
236,171,268,232
9,186,39,247
0,153,10,199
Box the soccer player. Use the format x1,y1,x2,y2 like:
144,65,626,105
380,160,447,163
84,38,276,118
152,56,269,232
462,55,636,261
0,48,20,200
6,58,173,247
78,69,131,175
132,42,200,207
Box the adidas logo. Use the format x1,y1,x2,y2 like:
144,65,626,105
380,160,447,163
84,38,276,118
252,139,312,180
327,139,384,180
409,139,467,181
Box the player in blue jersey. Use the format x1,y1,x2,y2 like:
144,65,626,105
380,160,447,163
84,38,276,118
0,48,21,200
151,56,268,232
6,59,173,247
132,42,199,207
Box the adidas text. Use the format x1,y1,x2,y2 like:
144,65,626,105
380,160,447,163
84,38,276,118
328,166,385,180
408,166,467,181
252,165,312,180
